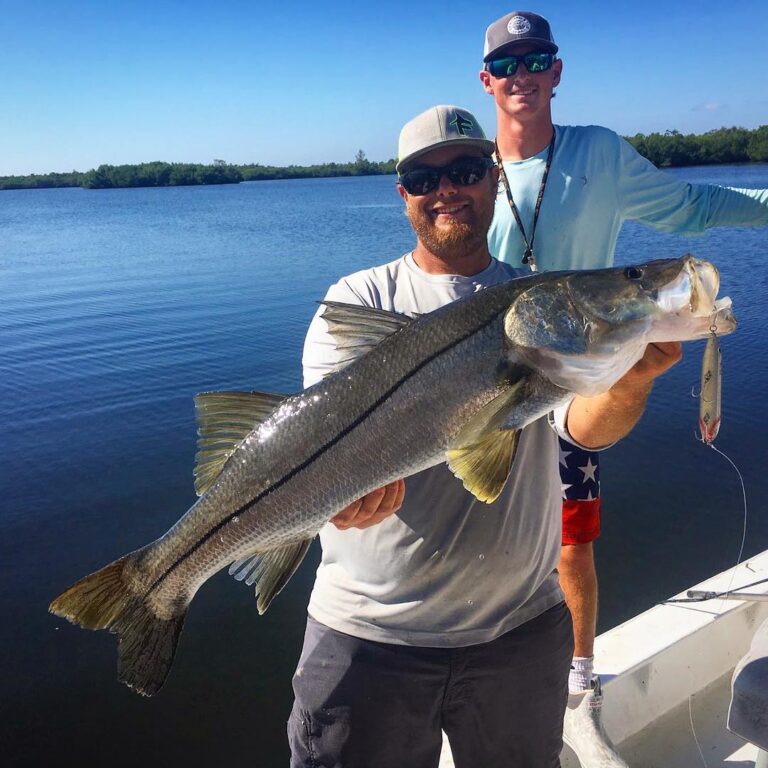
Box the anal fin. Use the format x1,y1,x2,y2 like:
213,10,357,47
229,539,313,614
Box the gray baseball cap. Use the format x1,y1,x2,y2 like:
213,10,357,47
396,105,495,173
483,11,558,62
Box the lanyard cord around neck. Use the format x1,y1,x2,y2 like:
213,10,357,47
494,129,556,272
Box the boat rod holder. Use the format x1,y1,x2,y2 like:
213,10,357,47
686,590,768,602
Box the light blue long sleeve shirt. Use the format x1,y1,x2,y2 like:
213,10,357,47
488,124,768,271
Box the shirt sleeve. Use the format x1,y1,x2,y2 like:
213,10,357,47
548,401,615,451
615,136,768,233
548,402,574,442
302,280,367,389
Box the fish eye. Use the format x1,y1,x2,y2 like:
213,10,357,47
625,267,644,280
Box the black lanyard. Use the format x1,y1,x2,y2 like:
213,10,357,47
494,129,556,272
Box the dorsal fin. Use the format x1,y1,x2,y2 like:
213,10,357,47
193,390,287,496
321,301,414,373
446,380,529,503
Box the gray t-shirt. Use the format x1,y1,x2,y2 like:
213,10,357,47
301,253,570,646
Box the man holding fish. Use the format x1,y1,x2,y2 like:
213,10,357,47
479,10,768,766
290,104,690,767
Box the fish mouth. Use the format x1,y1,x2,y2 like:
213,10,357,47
651,256,736,340
507,255,737,398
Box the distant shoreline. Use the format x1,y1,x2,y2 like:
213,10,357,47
2,126,766,191
0,155,397,191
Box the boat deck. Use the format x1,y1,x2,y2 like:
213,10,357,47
609,671,758,767
440,551,768,768
442,681,760,768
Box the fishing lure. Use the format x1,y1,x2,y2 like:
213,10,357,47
698,330,722,444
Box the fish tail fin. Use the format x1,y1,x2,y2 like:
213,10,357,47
49,552,186,697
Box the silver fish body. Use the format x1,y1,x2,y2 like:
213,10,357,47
49,255,736,695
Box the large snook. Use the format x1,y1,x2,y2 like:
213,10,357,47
49,255,736,695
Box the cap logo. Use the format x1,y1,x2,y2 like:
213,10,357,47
507,16,531,35
449,113,474,136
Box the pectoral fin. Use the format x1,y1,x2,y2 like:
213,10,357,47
447,429,521,504
229,539,313,614
194,390,288,496
446,381,527,503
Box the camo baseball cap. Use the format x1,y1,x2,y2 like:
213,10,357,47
483,11,558,61
396,105,495,173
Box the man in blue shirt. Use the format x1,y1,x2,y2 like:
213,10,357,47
479,10,768,767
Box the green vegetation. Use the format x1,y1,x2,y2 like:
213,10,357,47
80,160,244,189
626,126,768,167
2,129,766,191
0,170,87,189
0,151,396,190
238,151,395,182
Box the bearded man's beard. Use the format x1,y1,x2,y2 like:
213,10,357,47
406,196,494,261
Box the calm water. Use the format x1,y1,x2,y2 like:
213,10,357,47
2,167,767,766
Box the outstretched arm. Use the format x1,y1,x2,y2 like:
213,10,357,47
567,341,682,449
616,135,768,232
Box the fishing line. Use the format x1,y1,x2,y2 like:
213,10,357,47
662,444,749,606
707,442,749,611
676,440,747,765
688,694,709,768
678,327,749,606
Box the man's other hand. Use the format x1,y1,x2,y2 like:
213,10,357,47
330,480,406,530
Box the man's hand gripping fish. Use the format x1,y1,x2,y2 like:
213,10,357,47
49,255,735,696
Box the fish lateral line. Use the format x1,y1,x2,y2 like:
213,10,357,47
145,305,510,598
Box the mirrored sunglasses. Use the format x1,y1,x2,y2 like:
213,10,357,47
398,156,494,196
486,52,555,78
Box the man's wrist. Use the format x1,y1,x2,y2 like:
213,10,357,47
567,382,653,448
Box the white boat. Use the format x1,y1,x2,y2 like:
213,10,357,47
439,548,768,767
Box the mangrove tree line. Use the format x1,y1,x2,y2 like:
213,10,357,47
2,127,766,191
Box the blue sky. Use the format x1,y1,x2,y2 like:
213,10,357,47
2,0,767,175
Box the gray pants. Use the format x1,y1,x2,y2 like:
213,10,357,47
288,602,573,768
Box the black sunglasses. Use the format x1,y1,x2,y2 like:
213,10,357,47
398,156,494,196
486,52,555,78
